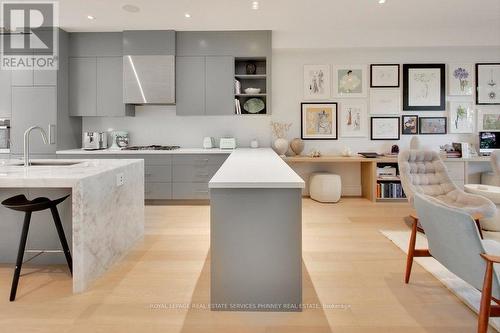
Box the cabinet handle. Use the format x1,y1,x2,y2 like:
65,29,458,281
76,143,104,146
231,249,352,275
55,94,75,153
145,173,152,177
195,190,209,194
197,173,209,177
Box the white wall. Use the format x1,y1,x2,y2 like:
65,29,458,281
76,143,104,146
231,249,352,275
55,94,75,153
83,45,500,194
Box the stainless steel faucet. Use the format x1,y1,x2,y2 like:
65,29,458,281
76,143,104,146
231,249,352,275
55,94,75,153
24,126,48,167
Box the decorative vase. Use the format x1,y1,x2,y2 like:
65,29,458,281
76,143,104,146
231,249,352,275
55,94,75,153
273,138,289,156
246,62,257,75
290,138,304,155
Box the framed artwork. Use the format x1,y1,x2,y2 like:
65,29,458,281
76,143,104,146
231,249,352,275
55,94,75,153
301,102,338,140
449,101,475,134
339,100,368,138
303,65,331,100
402,115,418,135
370,64,400,88
370,117,400,140
476,63,500,105
332,65,367,98
403,64,446,111
478,109,500,131
369,88,400,115
449,64,474,96
419,117,447,134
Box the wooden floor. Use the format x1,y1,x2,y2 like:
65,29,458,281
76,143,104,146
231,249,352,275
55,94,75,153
0,198,492,332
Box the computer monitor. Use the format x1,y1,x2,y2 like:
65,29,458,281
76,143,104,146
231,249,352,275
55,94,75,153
479,132,500,154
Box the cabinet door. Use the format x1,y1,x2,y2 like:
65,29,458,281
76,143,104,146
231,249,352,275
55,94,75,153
176,56,205,116
97,57,124,116
0,69,11,117
11,86,57,154
205,56,234,115
69,57,97,116
11,70,33,86
34,69,57,86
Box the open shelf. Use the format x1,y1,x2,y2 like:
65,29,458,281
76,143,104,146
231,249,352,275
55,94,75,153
234,57,268,115
235,93,267,97
235,74,267,79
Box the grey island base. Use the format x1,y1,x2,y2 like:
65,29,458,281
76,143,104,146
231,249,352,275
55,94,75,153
209,149,305,311
0,159,144,293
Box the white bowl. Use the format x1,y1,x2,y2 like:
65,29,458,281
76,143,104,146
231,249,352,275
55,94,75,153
244,88,261,94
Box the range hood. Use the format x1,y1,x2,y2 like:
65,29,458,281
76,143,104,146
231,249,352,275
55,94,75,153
122,30,176,105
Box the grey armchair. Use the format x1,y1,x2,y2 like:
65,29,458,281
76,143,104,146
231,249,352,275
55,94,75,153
414,193,500,333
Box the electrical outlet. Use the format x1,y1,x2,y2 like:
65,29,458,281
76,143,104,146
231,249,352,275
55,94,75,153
116,173,125,187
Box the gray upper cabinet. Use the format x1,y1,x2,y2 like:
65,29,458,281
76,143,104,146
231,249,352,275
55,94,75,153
34,70,57,86
69,32,123,57
123,30,176,55
97,57,124,116
205,56,234,115
11,86,57,154
69,57,97,116
0,69,11,118
11,70,33,86
176,57,205,116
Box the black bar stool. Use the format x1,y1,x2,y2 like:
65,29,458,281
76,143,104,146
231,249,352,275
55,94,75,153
1,194,72,301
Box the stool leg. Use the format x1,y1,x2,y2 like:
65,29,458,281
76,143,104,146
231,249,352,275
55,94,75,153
10,212,31,301
50,206,72,275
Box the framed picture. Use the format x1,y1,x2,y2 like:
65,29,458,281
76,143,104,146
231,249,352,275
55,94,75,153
476,63,500,105
303,65,331,100
403,64,446,111
478,109,500,131
419,117,447,134
301,102,338,140
370,117,400,140
449,64,474,96
369,88,401,115
332,65,367,98
370,64,400,88
402,115,418,135
449,101,475,134
339,100,368,138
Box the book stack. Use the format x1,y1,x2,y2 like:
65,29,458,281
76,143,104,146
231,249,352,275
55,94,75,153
234,99,242,114
377,182,406,199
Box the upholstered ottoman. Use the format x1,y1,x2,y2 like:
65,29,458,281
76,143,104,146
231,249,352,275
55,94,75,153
309,173,341,203
464,184,500,231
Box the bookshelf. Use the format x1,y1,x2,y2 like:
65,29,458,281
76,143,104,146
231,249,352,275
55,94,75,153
234,58,268,115
376,162,407,202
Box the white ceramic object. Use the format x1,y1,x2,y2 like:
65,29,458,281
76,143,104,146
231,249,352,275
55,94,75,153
342,147,353,157
309,173,342,203
250,139,259,148
244,88,261,94
273,138,289,156
464,184,500,231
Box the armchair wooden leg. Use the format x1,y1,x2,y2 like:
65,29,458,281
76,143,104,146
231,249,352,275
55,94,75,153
478,261,494,333
405,215,431,284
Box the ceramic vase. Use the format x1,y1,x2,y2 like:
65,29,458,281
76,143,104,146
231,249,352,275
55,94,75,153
290,138,304,155
273,138,289,156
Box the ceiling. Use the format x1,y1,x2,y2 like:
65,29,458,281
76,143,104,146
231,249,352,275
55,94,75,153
58,0,500,48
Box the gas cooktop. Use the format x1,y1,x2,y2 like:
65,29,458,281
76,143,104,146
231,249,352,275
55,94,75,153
123,145,181,151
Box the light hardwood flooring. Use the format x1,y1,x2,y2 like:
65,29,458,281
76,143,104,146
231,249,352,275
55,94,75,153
0,198,493,332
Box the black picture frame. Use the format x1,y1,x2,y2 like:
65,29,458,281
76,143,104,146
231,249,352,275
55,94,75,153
300,102,338,140
370,117,400,140
476,63,500,105
370,64,400,88
401,115,418,135
419,117,447,135
403,64,446,111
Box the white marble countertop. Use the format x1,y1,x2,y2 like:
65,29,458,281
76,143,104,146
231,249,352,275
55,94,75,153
209,148,305,189
56,148,233,155
0,159,143,188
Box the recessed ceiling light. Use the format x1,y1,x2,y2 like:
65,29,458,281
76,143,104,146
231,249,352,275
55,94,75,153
122,4,140,13
184,13,191,18
87,15,95,20
378,0,386,3
252,1,259,10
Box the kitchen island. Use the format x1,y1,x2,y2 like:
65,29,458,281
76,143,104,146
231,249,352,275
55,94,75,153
209,148,305,311
0,159,144,293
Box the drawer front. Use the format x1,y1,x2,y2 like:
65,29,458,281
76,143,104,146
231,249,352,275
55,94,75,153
173,164,221,182
145,182,172,200
172,154,228,166
172,182,210,200
444,162,465,181
143,155,172,166
145,165,172,182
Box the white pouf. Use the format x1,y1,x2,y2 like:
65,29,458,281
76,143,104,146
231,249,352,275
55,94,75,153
309,173,342,203
464,184,500,231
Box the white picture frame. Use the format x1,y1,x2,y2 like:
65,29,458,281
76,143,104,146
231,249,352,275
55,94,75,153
448,64,474,96
332,65,367,98
448,101,475,134
478,108,500,131
370,88,401,115
303,64,331,100
339,100,368,138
